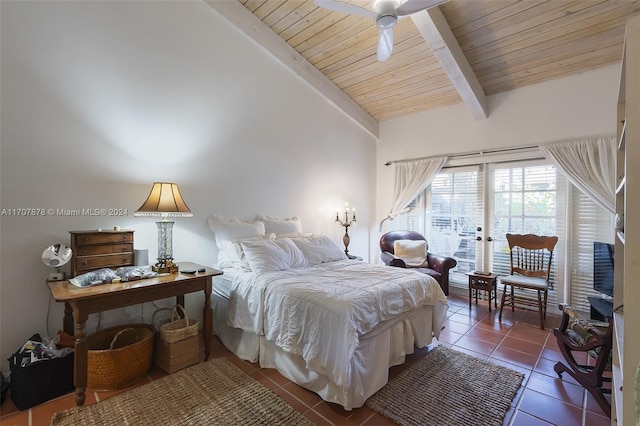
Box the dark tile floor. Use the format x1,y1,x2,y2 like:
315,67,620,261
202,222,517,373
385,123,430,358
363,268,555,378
0,294,611,425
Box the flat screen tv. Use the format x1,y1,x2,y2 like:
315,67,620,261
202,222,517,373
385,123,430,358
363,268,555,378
593,241,614,297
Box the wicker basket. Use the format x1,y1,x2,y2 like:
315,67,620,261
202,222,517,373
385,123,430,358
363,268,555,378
152,305,200,373
154,304,199,344
87,324,154,390
153,334,200,373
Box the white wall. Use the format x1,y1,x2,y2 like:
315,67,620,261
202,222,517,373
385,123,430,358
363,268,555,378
0,1,376,371
376,65,620,231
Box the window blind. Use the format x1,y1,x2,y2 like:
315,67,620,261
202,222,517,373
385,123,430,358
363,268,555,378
489,162,566,305
568,188,614,313
426,166,483,286
386,194,425,235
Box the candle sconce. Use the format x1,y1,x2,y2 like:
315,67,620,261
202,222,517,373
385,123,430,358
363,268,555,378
336,203,356,256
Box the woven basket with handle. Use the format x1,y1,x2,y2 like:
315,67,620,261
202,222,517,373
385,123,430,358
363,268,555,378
152,305,200,373
152,304,199,344
87,324,154,390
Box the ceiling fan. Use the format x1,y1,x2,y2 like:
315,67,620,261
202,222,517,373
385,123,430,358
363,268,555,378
314,0,447,62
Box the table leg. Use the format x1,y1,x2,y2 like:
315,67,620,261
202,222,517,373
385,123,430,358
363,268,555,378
493,280,498,309
63,302,74,336
203,278,212,361
73,309,89,406
468,280,472,308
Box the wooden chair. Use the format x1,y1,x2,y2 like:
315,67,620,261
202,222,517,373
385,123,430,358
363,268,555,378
553,304,612,418
499,233,558,329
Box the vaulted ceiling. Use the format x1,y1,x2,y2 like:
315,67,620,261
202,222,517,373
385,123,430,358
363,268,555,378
209,1,640,136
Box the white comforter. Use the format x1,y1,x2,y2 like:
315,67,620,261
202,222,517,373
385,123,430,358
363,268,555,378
227,259,448,388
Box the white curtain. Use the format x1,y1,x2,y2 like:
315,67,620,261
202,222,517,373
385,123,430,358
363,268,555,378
539,137,616,214
388,156,448,219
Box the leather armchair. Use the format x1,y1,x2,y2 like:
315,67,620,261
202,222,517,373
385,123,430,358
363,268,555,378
380,230,457,296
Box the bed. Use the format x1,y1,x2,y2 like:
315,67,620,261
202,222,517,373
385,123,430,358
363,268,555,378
209,215,448,410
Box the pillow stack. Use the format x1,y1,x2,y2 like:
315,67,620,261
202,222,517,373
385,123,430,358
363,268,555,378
208,214,347,272
207,215,269,269
256,214,303,235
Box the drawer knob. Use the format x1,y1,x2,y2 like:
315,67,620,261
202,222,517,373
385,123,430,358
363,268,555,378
82,261,88,267
83,237,89,243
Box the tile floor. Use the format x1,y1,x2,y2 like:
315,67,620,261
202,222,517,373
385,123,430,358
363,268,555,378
0,294,611,426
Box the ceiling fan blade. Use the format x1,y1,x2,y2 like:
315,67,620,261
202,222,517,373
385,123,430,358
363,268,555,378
377,28,393,62
314,0,377,18
395,0,448,16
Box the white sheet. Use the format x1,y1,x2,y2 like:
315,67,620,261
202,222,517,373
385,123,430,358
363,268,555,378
227,259,448,392
212,268,238,299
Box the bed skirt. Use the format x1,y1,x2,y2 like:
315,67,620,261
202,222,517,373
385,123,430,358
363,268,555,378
212,291,260,362
213,290,439,410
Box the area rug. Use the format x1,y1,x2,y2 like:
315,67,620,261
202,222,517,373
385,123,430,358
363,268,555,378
366,346,524,426
51,358,312,426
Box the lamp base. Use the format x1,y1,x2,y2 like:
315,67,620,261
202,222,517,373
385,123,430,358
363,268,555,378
153,259,179,274
48,271,66,281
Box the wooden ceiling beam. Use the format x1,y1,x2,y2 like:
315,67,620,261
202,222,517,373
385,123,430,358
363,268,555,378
204,0,379,138
411,7,488,120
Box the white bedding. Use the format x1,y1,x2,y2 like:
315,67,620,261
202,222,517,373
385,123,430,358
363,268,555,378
213,268,237,299
227,259,448,396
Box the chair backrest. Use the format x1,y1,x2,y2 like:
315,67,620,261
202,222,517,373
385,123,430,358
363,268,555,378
506,233,558,280
380,231,427,254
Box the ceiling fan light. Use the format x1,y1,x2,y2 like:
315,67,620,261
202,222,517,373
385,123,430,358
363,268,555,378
376,14,397,30
377,28,393,61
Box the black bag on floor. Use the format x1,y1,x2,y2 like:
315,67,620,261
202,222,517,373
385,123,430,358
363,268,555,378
8,334,74,410
0,373,9,404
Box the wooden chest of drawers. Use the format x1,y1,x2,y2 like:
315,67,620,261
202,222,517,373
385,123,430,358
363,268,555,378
70,230,134,277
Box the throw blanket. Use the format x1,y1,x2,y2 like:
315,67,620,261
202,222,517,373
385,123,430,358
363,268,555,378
228,260,448,388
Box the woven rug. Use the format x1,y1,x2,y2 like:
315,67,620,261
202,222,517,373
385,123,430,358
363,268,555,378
51,358,312,426
366,346,524,426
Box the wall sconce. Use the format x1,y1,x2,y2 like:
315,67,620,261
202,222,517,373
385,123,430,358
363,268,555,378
134,182,193,274
336,202,356,256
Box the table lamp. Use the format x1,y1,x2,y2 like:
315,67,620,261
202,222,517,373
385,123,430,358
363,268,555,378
134,182,193,273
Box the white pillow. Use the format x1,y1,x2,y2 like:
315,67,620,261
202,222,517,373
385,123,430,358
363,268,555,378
292,235,348,265
240,238,307,273
256,214,303,235
218,234,275,270
394,239,429,268
276,232,313,239
207,215,266,268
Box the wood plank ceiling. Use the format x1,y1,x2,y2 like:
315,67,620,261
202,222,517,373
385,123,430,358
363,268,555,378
238,0,640,122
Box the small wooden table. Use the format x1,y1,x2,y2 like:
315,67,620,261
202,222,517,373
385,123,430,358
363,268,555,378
467,272,499,311
47,262,222,406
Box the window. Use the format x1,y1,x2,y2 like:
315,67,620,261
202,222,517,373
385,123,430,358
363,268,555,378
427,166,483,281
388,154,614,311
489,161,565,292
568,188,614,312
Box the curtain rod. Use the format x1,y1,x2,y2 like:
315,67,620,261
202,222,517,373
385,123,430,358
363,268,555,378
384,145,540,166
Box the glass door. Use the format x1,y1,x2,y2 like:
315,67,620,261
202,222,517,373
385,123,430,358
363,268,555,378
423,160,564,289
387,159,565,292
425,166,484,284
488,161,561,277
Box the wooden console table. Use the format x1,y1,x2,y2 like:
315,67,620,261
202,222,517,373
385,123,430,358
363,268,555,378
47,262,222,406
